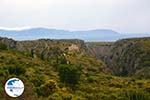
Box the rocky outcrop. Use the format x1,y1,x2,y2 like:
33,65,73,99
0,37,86,60
68,44,79,51
0,37,17,49
109,38,150,77
86,37,150,78
86,42,113,63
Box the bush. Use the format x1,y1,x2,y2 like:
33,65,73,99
120,89,150,100
86,76,96,83
72,96,86,100
30,75,45,87
0,43,7,50
6,65,26,76
48,93,63,100
58,64,81,90
56,55,68,64
36,80,58,97
60,92,73,100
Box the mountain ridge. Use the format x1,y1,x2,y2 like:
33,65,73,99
0,27,149,42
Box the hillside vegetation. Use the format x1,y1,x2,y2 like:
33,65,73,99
86,37,150,78
0,37,150,100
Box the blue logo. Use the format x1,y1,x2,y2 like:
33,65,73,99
5,78,24,97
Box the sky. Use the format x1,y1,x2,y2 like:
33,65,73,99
0,0,149,33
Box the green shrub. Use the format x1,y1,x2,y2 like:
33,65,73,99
56,55,68,64
120,89,150,100
72,96,86,100
0,43,7,50
60,92,73,100
48,93,63,100
30,75,45,87
58,64,81,90
86,76,96,83
0,70,5,77
6,65,26,76
37,80,58,97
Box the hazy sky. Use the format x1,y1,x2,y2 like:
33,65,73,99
0,0,149,33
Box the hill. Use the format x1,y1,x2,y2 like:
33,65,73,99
0,37,150,100
86,37,150,78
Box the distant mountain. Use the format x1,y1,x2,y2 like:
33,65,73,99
0,27,149,41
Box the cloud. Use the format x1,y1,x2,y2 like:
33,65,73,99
0,0,149,33
0,26,31,31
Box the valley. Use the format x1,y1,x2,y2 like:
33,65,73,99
0,37,150,100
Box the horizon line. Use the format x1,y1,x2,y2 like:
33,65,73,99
0,26,149,34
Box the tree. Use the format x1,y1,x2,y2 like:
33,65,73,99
0,43,7,50
7,65,26,76
58,64,81,90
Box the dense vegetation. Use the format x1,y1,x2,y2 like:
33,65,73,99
0,37,150,100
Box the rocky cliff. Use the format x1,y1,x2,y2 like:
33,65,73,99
86,37,150,78
86,42,113,63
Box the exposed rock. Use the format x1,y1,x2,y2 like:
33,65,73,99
68,44,79,51
86,42,113,63
86,37,150,78
0,37,17,49
0,37,86,61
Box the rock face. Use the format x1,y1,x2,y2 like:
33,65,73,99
109,38,150,77
0,37,86,60
86,42,113,63
0,37,85,49
68,44,79,51
86,37,150,78
0,37,17,49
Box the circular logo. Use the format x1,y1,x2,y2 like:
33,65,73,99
5,78,24,97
